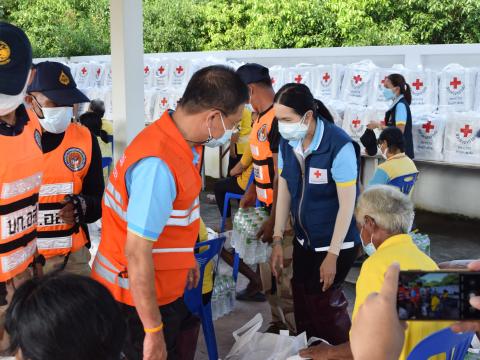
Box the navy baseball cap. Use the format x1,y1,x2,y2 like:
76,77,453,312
28,61,89,106
0,22,32,95
236,63,271,85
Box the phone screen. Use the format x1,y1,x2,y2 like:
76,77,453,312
397,271,480,321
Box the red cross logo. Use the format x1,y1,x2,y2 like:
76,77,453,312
96,68,101,76
450,77,462,89
323,72,330,82
271,77,276,84
412,78,424,90
161,97,168,106
176,65,184,74
294,74,303,83
314,170,322,178
353,75,362,84
422,121,435,133
81,67,87,75
460,124,473,137
352,118,361,128
158,66,165,74
144,66,150,74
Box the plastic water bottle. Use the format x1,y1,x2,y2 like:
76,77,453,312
211,286,219,320
231,208,244,248
244,222,258,265
228,276,236,311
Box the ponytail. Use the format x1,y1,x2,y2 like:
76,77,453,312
387,74,411,105
274,83,334,123
314,99,334,123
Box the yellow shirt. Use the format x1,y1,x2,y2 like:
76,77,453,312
236,108,252,155
353,234,451,360
431,296,440,311
235,144,254,190
198,219,214,294
102,119,113,135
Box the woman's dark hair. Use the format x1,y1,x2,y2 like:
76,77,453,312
179,65,249,115
378,126,405,153
273,83,334,123
5,273,126,360
387,73,412,105
79,111,110,143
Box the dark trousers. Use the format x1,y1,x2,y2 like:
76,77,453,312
291,240,360,344
214,176,244,218
120,298,198,360
228,154,242,174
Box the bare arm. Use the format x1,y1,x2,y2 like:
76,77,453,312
273,176,291,239
329,184,357,255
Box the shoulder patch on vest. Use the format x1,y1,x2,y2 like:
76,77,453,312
64,147,87,172
34,129,42,151
257,124,268,142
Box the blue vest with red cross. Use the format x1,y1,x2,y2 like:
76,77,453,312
280,119,361,252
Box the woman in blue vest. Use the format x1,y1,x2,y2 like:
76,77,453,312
368,73,414,159
270,83,361,345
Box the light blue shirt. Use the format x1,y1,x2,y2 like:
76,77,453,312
125,147,199,241
395,102,408,125
367,168,390,186
278,119,357,184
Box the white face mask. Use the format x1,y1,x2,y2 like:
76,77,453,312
0,76,29,116
205,113,234,148
39,107,73,134
278,113,309,141
381,146,389,160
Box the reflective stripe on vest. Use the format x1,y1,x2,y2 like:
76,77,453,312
37,236,72,250
1,172,42,200
0,240,36,274
104,191,126,221
39,182,74,197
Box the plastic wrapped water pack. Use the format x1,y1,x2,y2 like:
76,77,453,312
315,64,344,101
269,65,286,93
369,66,405,108
444,112,480,165
340,60,377,106
412,112,446,161
342,105,369,150
439,64,477,112
286,64,316,92
404,68,439,113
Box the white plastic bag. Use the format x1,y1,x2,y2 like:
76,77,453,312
444,112,480,165
315,64,344,101
342,105,369,149
439,64,477,112
169,59,190,90
404,67,439,113
225,314,307,360
368,66,405,108
340,60,377,106
324,99,346,127
286,64,316,92
152,58,170,90
412,112,446,161
270,65,286,93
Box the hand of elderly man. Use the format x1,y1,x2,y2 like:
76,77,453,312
451,260,480,334
350,262,406,360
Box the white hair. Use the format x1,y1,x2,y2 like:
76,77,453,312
355,185,415,234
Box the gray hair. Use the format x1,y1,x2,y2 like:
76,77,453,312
355,185,415,234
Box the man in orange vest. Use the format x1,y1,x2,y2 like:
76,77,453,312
0,22,43,349
236,64,296,334
26,61,103,276
91,65,249,360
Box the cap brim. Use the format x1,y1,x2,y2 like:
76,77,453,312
42,87,90,106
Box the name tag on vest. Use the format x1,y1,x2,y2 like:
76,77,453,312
250,145,259,157
309,168,328,185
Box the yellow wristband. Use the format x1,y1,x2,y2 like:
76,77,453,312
144,323,164,333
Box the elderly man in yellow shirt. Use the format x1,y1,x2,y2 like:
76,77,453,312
300,185,451,360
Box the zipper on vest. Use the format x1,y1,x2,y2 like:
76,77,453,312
296,156,311,248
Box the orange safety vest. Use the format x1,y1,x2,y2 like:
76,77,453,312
0,110,43,281
91,111,202,307
37,123,92,258
249,107,275,206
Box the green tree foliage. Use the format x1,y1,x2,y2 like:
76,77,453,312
1,0,479,58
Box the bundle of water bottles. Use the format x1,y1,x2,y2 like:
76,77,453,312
211,274,236,320
231,207,272,265
410,232,431,256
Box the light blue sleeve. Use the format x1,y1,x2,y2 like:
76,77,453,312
395,102,408,125
368,168,390,187
278,147,284,172
331,142,358,185
125,157,177,241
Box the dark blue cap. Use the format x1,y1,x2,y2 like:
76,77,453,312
236,63,271,85
0,22,32,95
28,61,89,106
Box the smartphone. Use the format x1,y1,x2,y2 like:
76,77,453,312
397,270,480,321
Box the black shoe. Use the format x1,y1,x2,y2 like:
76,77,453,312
235,289,266,302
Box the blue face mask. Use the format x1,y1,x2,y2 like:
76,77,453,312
278,113,309,141
205,113,234,148
382,87,395,101
361,226,376,256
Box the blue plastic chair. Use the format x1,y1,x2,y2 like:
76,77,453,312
102,157,112,172
407,327,474,360
388,172,418,195
184,236,226,360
